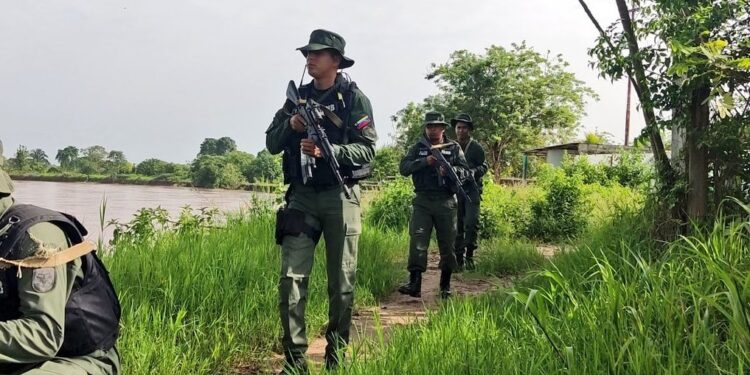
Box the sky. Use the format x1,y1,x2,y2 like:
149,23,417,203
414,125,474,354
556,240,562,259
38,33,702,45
0,0,645,164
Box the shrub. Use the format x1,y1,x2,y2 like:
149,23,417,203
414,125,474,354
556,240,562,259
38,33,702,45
365,178,413,231
478,179,540,239
524,170,587,241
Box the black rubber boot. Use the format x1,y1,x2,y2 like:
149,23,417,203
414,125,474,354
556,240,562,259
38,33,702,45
465,246,476,271
455,246,466,272
324,348,343,371
398,271,422,297
279,356,309,375
439,268,452,299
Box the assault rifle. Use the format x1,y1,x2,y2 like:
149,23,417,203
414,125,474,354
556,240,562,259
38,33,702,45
285,80,351,199
419,137,472,202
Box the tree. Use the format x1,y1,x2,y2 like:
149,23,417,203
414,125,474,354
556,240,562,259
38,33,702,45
136,158,170,176
198,137,237,156
190,153,246,189
393,43,596,178
199,138,219,156
29,148,50,171
216,137,237,155
9,146,31,171
105,150,131,174
579,0,750,222
55,146,79,170
371,145,403,181
244,149,282,183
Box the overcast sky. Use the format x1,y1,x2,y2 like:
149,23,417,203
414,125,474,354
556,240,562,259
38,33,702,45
0,0,645,163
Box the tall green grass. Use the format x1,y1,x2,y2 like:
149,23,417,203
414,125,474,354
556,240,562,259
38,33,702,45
345,202,750,374
105,208,407,374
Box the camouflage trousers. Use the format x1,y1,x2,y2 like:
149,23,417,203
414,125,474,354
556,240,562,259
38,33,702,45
406,192,459,273
455,188,481,255
278,183,362,363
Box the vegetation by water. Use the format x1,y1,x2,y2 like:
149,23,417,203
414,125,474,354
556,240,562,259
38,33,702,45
5,137,283,190
105,203,407,374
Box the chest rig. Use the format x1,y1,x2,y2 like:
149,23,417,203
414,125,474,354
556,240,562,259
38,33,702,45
282,75,371,187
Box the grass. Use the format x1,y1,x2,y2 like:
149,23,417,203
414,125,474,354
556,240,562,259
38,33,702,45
104,207,407,374
342,201,750,374
475,237,547,276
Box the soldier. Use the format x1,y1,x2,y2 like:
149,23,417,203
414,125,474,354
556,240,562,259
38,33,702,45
0,140,121,375
265,29,377,374
452,113,488,271
398,111,469,299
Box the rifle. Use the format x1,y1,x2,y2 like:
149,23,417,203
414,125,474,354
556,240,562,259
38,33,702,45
419,138,472,202
285,80,351,199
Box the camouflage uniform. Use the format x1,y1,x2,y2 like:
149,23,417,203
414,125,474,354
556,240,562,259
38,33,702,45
0,141,120,375
451,114,488,270
265,30,377,373
398,112,469,299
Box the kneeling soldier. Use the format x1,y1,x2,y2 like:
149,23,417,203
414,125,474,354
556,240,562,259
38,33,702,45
0,140,121,375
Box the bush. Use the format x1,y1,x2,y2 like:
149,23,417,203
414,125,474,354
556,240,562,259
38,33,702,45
243,149,282,183
524,170,587,241
370,146,403,181
561,156,609,185
478,180,540,239
558,150,652,188
365,178,413,231
604,150,652,188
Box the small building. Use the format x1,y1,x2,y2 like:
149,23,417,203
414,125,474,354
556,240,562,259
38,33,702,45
524,142,632,168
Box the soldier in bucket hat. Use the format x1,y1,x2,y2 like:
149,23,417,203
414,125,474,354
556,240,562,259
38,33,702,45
266,29,377,374
451,113,488,271
398,111,469,299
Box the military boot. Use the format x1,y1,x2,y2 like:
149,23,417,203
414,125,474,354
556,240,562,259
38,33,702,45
279,357,309,375
455,246,466,272
324,346,344,371
465,246,477,271
398,271,422,297
439,268,452,299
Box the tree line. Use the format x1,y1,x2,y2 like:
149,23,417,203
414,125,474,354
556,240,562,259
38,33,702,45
5,136,282,190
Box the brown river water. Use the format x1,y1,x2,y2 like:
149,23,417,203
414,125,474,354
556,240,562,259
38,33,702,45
10,180,265,242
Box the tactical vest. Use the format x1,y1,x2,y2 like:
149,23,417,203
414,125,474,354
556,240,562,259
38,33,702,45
282,75,372,186
412,138,461,195
0,204,121,358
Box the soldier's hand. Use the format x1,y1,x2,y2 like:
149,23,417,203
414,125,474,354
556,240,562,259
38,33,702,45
438,166,447,176
290,114,307,133
301,139,322,158
426,155,437,166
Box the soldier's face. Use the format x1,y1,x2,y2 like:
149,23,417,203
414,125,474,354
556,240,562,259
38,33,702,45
306,50,340,78
455,122,471,140
425,124,446,143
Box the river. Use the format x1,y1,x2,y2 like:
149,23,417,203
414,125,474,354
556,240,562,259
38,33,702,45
10,180,265,241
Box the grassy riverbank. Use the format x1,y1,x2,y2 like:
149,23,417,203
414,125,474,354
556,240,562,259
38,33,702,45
105,207,407,374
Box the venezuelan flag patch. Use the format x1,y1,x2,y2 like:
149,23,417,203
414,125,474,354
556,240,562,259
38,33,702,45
355,115,372,130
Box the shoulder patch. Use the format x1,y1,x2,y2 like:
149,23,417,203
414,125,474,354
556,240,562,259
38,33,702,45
32,268,56,293
354,115,371,130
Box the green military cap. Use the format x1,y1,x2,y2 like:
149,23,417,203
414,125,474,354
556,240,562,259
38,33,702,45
423,111,450,127
0,140,14,196
451,113,474,129
297,29,355,69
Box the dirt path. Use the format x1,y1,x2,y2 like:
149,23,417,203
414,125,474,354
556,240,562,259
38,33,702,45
248,245,559,374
